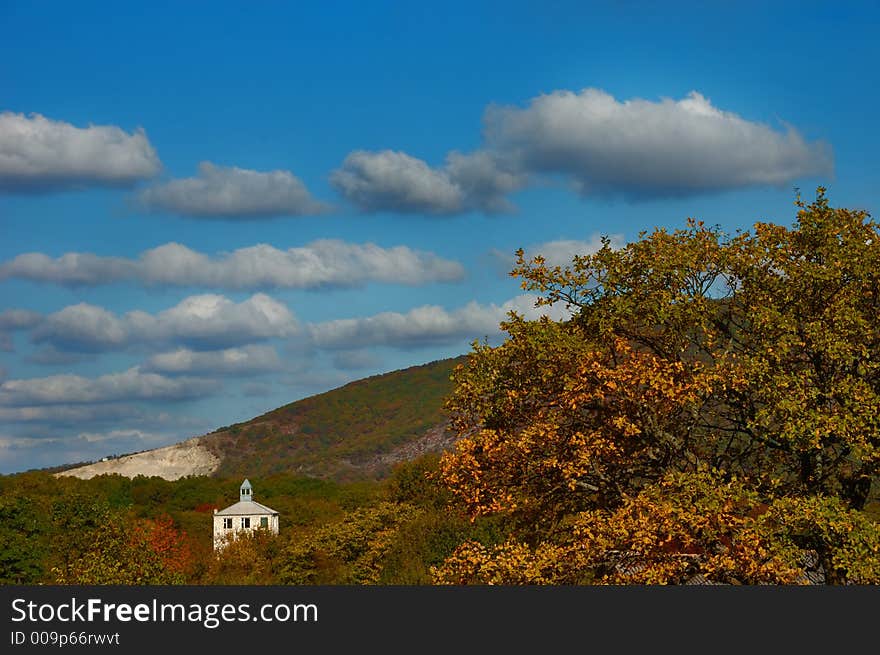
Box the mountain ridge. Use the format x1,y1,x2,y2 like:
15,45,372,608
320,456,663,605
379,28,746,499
57,355,466,482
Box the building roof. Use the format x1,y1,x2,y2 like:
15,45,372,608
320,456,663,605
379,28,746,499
215,499,279,516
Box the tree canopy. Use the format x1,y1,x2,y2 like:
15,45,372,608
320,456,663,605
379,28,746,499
434,189,880,584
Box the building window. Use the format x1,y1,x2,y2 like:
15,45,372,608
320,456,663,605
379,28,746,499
241,517,251,529
260,516,268,528
223,518,232,529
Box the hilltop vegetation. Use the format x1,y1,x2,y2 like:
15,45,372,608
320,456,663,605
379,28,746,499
202,356,466,481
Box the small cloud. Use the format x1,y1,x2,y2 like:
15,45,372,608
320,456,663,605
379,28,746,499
144,345,282,376
331,149,524,215
0,111,161,193
138,161,330,218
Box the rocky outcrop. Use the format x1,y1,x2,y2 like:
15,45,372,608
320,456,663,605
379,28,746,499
55,437,220,481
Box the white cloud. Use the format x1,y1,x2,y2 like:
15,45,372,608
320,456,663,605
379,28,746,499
144,345,281,375
331,149,524,214
309,294,571,349
0,240,464,288
34,303,128,352
483,89,833,198
0,111,161,192
32,293,299,352
331,150,461,214
330,89,833,212
0,367,218,406
138,161,329,218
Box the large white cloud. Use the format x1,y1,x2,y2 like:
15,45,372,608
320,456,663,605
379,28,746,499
483,89,833,198
139,162,329,218
330,89,832,212
330,149,524,214
32,293,299,352
0,240,464,288
0,112,161,192
0,367,218,406
143,345,281,375
309,294,571,349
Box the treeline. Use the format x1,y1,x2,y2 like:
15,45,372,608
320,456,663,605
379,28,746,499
0,455,507,585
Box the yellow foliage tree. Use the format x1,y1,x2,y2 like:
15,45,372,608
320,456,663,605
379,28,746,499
435,189,880,584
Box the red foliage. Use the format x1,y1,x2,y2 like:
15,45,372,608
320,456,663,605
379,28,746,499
132,515,194,575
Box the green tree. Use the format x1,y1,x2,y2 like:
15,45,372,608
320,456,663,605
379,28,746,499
436,189,880,584
0,495,46,583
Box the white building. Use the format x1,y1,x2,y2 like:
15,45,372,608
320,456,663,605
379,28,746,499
213,479,280,551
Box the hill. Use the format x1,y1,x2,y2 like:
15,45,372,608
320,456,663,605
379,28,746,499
58,355,466,482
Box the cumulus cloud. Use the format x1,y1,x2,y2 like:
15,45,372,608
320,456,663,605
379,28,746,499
309,294,571,350
330,89,832,212
483,89,833,199
138,162,329,218
0,240,464,288
144,345,281,375
0,367,218,406
331,149,525,215
0,112,161,192
32,293,298,352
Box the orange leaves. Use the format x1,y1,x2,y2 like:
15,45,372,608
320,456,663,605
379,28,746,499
136,514,193,576
439,189,880,584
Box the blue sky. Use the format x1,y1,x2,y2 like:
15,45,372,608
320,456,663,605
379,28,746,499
1,0,877,473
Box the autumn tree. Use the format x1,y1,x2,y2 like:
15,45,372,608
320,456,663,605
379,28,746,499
51,503,191,584
434,189,880,585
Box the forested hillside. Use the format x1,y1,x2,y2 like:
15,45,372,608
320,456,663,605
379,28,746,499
202,356,466,480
